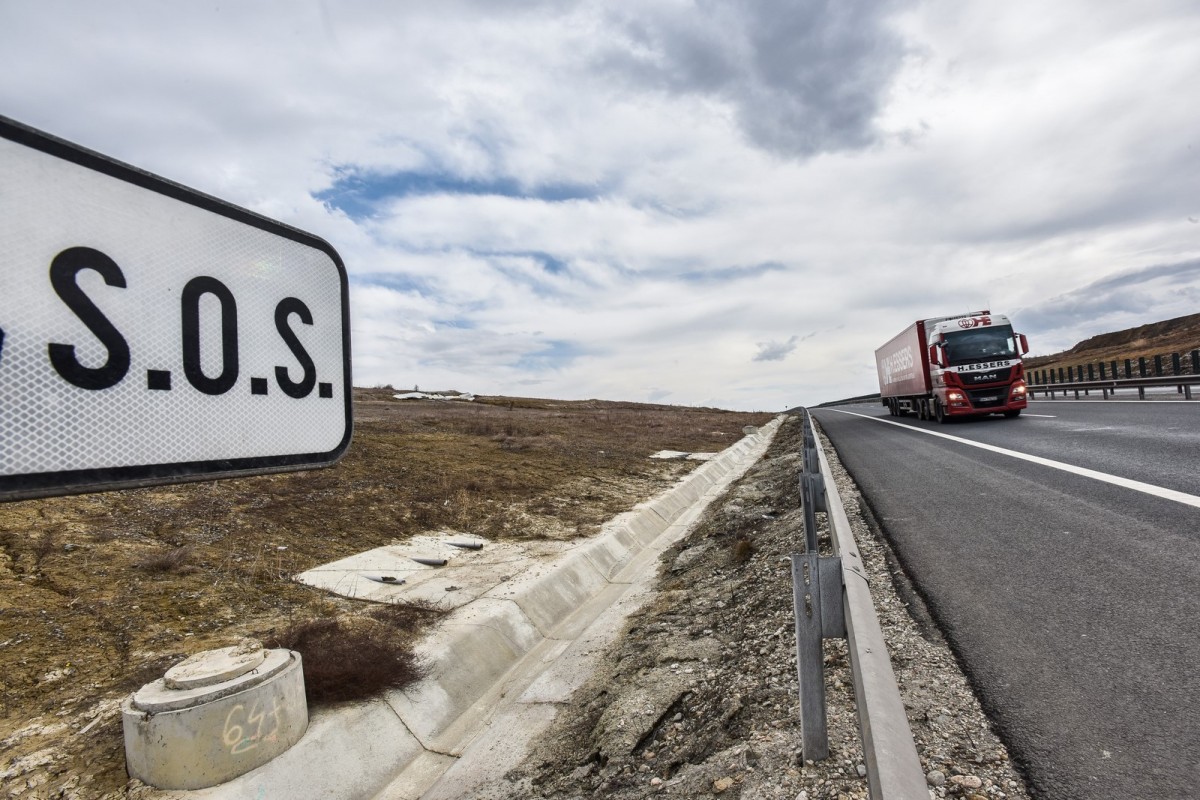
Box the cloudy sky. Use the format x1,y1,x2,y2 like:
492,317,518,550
3,1,1198,410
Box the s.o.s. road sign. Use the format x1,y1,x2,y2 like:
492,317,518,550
1,117,351,501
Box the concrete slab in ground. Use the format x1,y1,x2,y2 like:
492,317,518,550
294,535,570,610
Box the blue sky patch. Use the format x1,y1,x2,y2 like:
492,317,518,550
492,250,570,275
678,261,788,284
433,316,477,330
351,272,433,296
316,166,604,219
515,339,586,371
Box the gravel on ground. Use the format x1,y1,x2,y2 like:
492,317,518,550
469,413,1033,800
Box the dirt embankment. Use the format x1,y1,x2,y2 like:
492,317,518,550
1026,312,1200,375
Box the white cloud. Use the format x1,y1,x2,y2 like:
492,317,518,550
3,0,1200,410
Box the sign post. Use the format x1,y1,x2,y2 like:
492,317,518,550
1,116,352,501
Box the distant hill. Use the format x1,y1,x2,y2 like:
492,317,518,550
1025,312,1200,373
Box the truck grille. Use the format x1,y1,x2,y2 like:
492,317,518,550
959,367,1012,385
966,387,1008,408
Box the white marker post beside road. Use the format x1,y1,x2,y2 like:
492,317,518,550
0,116,352,501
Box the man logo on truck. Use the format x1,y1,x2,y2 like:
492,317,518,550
957,316,992,329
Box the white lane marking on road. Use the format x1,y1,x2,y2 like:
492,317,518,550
827,410,1200,509
1022,413,1057,417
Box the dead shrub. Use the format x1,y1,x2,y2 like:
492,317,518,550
732,538,755,564
265,615,426,703
135,546,197,574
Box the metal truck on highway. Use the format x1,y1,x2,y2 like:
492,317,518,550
875,310,1030,422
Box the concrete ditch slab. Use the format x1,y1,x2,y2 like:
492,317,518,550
173,417,781,800
180,699,422,800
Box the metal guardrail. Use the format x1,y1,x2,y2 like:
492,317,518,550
791,412,927,799
815,392,882,409
1028,374,1200,400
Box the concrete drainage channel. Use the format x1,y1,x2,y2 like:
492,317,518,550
166,418,783,800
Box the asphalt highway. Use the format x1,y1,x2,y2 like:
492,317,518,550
811,400,1200,800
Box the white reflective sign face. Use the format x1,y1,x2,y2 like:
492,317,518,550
1,118,352,500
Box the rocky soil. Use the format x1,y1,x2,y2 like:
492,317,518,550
471,414,1033,800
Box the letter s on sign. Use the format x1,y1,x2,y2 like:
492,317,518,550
48,247,131,390
274,297,316,399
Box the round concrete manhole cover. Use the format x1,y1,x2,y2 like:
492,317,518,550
164,641,267,690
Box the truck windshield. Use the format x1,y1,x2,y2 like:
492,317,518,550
943,325,1018,365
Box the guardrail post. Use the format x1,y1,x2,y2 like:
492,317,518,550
1088,363,1095,381
1125,359,1133,378
793,412,845,761
1111,360,1119,381
1172,353,1181,375
1139,356,1147,378
1058,367,1065,383
1139,385,1146,400
1099,362,1106,379
792,552,829,760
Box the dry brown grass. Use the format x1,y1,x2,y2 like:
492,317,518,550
134,545,197,575
0,391,772,797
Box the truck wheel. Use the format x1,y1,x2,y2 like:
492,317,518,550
1004,409,1022,418
918,399,929,421
887,398,897,416
934,399,949,424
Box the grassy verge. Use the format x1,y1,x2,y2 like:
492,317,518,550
0,390,772,797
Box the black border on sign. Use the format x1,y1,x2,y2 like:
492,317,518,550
0,115,354,502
